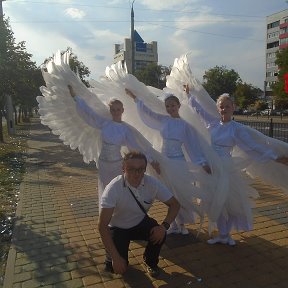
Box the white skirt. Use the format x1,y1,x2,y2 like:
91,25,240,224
201,157,259,232
98,158,123,205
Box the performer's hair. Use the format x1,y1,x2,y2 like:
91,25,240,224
216,93,234,106
164,93,180,105
108,98,123,107
123,151,147,167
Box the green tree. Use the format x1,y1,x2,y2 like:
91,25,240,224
15,67,44,123
250,100,268,112
0,17,41,141
234,82,262,109
272,47,288,109
135,63,170,89
202,65,242,100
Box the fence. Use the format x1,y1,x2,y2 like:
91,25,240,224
236,119,288,143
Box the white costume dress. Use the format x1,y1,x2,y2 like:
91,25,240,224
189,95,279,234
136,98,208,225
75,96,154,202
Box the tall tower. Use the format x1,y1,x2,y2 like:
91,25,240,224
113,2,158,74
131,1,135,75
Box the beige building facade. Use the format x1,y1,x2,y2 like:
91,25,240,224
113,30,158,73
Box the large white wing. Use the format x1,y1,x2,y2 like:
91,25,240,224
37,51,110,164
167,53,288,194
167,54,219,118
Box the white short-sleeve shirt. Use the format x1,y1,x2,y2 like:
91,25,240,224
101,174,173,229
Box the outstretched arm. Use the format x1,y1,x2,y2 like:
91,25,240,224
183,123,212,174
184,84,218,126
125,88,137,100
125,88,166,130
68,85,108,129
68,84,77,99
125,125,161,174
275,156,288,165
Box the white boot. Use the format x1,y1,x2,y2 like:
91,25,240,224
166,221,180,235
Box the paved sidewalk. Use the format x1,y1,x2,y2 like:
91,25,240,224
3,118,288,288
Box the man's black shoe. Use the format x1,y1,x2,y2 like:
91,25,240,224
104,261,114,273
145,263,160,277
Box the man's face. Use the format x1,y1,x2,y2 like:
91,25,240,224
123,158,146,188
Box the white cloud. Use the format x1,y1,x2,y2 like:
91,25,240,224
139,0,199,10
174,7,226,36
106,0,125,5
92,29,123,41
65,8,86,19
56,0,74,3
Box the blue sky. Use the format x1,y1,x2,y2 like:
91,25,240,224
3,0,288,89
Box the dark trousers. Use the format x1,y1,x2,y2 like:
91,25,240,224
108,215,166,268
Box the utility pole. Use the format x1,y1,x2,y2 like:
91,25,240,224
130,0,135,75
0,0,5,17
1,0,6,18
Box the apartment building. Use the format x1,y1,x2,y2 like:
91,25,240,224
266,9,288,97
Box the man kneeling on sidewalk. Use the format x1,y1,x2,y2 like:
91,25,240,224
98,151,180,277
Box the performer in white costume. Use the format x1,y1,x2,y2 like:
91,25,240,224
185,85,288,245
67,85,160,203
125,88,211,235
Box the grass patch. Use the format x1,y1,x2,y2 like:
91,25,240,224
0,124,27,285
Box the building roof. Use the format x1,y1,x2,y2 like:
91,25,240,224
134,30,144,43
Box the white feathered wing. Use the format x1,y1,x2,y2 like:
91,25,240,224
37,50,110,165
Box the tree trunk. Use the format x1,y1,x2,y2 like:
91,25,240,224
17,106,21,123
0,110,4,143
14,105,18,125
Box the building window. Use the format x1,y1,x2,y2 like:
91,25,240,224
267,31,279,39
267,20,280,29
280,37,288,45
267,41,279,49
281,27,288,34
266,71,277,77
267,52,276,58
267,62,276,68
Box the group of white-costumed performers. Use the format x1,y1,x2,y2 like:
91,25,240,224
37,50,288,246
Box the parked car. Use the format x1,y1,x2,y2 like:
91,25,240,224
251,111,261,116
260,109,270,116
270,110,281,116
243,110,252,115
